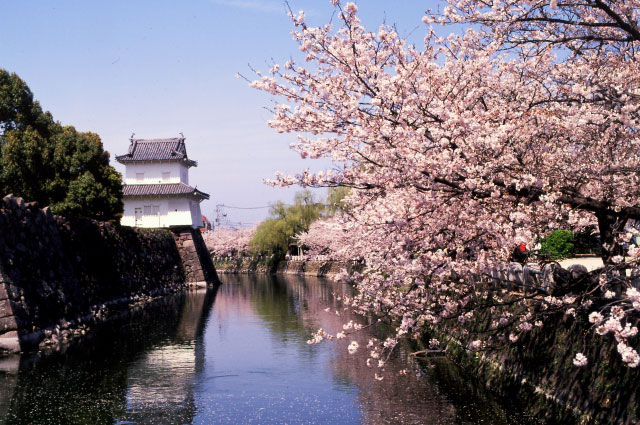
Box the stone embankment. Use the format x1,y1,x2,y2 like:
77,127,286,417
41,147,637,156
212,256,353,277
437,309,640,425
437,263,640,424
0,194,219,355
172,228,220,286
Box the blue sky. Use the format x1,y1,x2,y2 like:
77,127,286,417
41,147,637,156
0,0,436,226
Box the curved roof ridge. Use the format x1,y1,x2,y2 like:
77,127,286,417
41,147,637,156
116,136,195,166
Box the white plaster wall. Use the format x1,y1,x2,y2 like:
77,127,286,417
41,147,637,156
121,197,201,228
124,162,190,185
167,198,193,226
189,200,204,228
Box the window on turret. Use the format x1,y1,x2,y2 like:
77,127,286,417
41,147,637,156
143,205,160,215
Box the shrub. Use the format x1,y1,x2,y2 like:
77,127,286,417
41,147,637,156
540,230,574,260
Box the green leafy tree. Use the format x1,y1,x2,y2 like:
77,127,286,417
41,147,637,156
540,230,575,260
0,69,122,220
0,127,50,202
250,190,323,257
325,186,350,217
0,70,54,136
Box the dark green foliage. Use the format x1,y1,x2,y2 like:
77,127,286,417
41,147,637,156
250,190,323,257
540,230,575,260
0,70,54,136
0,69,122,220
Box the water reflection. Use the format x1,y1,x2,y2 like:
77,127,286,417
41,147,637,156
1,289,216,425
192,275,361,424
123,292,214,424
211,275,527,425
0,275,541,425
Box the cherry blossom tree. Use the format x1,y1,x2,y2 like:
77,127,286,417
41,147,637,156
204,226,256,258
296,218,350,258
249,1,640,371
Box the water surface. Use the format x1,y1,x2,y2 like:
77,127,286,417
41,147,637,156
0,274,542,424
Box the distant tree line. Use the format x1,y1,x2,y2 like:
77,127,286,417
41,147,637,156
247,188,349,258
0,69,122,221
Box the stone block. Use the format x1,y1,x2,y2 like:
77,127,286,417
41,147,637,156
0,316,17,332
0,284,8,301
0,298,13,318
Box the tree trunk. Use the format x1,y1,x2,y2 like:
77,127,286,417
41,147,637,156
596,211,626,266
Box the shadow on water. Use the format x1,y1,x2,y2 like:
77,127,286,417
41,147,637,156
0,275,571,425
0,287,218,425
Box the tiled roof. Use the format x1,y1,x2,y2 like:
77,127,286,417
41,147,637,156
115,138,196,165
122,183,209,200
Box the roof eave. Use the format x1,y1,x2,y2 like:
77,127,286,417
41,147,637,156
116,158,192,164
122,193,195,198
115,154,131,164
122,192,210,200
193,189,209,200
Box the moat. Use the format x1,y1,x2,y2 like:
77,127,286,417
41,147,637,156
0,275,544,424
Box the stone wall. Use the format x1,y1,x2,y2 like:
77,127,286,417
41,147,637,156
172,228,220,286
0,194,219,354
213,257,272,274
295,259,347,276
433,308,640,424
213,257,352,277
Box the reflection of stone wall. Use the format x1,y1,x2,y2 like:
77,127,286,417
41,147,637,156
0,357,18,425
0,194,214,354
1,289,215,425
175,288,208,341
125,343,198,424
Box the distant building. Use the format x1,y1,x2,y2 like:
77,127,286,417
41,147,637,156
116,137,209,228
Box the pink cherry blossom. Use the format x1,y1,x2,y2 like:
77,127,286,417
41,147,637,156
204,226,256,257
250,0,640,373
573,353,588,367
